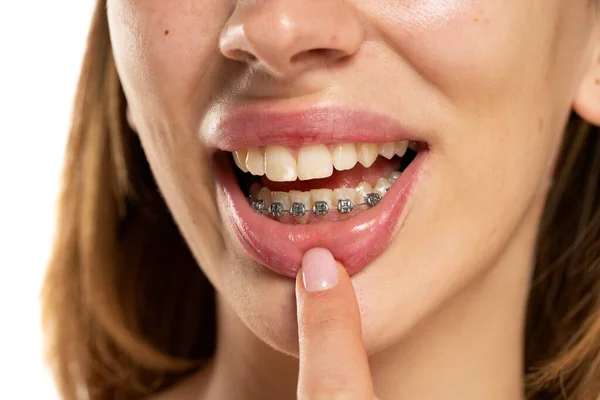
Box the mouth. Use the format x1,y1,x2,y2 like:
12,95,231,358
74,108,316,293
211,107,429,278
235,141,420,222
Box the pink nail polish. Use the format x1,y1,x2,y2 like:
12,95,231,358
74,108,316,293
302,248,339,292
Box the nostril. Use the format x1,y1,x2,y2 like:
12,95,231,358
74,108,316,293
290,48,348,64
228,49,258,63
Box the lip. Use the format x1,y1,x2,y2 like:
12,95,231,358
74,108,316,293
210,107,429,278
206,105,426,151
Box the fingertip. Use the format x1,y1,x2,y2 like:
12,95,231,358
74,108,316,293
300,247,339,292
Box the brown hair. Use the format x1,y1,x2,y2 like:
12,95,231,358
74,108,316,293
42,1,600,399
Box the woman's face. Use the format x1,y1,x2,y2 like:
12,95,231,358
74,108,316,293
107,0,597,355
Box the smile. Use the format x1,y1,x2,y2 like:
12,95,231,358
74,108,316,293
235,141,419,222
211,107,429,277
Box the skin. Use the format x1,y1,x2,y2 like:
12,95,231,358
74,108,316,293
107,0,600,398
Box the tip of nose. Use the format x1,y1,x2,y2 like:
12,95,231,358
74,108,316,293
219,2,364,79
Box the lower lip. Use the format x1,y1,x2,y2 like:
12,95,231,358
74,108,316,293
215,150,428,278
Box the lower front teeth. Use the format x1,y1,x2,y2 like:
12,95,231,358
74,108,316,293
247,171,397,218
250,193,382,217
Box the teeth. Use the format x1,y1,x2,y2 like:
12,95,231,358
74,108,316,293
395,141,408,157
374,177,391,196
408,140,420,151
271,191,291,209
333,188,358,205
249,173,398,216
290,190,311,222
265,145,297,182
257,187,272,204
249,183,262,199
355,181,374,202
389,171,401,184
332,143,358,171
357,143,379,168
365,192,382,207
289,190,311,207
233,149,249,172
298,144,334,181
311,188,333,216
290,202,308,219
378,143,396,160
234,141,416,181
246,148,265,176
310,189,333,209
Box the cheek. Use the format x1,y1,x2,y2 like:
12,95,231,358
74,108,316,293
107,1,234,282
368,0,569,198
374,0,481,29
108,0,228,116
366,0,557,103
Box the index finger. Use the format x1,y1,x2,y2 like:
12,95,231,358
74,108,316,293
296,248,374,400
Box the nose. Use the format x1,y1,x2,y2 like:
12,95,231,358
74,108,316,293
219,0,364,79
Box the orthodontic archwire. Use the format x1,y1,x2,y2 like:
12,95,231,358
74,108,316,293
248,192,384,218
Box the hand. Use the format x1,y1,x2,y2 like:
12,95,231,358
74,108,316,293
295,248,378,400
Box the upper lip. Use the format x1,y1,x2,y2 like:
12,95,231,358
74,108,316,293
205,105,425,151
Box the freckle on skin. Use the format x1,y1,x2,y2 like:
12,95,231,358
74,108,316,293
539,119,545,132
473,17,479,22
164,29,170,36
595,79,600,85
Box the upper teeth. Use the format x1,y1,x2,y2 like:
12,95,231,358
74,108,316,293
232,141,409,182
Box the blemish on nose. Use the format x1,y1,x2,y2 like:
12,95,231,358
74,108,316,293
330,34,338,46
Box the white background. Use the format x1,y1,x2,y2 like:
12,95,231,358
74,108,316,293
0,1,96,398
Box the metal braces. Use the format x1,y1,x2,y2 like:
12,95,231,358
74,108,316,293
248,193,383,218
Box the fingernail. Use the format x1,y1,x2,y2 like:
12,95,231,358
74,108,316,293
302,248,339,292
